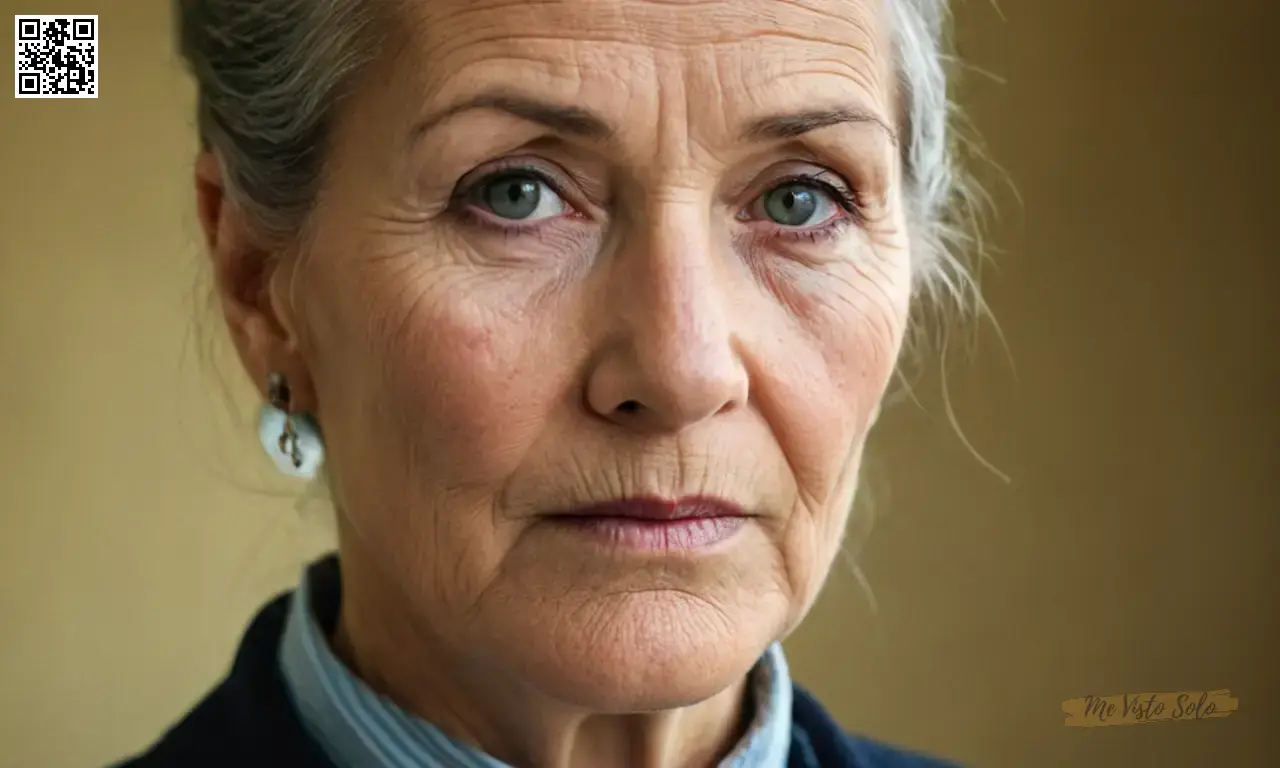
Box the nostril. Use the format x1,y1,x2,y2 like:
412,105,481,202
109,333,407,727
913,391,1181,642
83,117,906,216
616,400,642,414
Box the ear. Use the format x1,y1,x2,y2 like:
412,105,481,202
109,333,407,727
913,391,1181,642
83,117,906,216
195,151,315,412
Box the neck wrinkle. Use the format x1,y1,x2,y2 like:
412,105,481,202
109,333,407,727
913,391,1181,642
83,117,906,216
332,539,754,768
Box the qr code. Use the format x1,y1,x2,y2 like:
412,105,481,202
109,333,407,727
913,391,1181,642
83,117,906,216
15,15,98,98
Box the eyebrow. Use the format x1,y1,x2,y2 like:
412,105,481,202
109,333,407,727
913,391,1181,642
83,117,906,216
410,88,896,146
742,107,898,146
411,91,614,143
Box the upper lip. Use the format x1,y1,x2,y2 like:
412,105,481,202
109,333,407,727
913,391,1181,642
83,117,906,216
551,496,748,521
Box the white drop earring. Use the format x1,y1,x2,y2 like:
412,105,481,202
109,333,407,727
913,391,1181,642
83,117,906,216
258,371,324,479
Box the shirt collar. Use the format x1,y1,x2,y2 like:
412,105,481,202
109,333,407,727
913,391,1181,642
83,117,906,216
279,556,793,768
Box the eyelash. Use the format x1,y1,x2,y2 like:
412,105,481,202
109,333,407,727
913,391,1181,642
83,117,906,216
448,165,862,243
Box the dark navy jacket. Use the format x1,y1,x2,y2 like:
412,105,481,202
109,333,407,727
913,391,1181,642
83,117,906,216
114,589,961,768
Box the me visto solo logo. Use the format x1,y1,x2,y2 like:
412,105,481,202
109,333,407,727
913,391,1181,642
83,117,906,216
1062,689,1238,728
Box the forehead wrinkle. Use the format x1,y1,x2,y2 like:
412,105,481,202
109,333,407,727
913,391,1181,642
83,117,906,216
400,0,885,53
710,40,893,121
388,0,896,173
777,0,890,36
392,0,892,107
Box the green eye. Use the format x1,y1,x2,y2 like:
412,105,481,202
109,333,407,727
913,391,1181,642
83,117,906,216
482,175,541,219
479,173,566,221
762,183,825,227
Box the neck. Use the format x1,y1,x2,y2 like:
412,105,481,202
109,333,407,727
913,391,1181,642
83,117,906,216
331,544,753,768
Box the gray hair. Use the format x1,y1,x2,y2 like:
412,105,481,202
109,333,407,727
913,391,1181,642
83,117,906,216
175,0,979,319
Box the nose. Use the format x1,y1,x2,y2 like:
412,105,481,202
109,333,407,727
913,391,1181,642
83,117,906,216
584,204,749,434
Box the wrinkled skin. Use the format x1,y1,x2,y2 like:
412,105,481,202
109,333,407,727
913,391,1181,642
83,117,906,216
198,0,911,765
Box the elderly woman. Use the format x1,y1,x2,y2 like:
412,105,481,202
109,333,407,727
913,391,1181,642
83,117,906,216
119,0,969,766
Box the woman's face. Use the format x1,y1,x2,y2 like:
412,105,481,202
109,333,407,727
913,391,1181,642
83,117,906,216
268,0,909,710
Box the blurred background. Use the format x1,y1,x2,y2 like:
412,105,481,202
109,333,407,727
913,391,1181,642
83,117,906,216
2,0,1276,766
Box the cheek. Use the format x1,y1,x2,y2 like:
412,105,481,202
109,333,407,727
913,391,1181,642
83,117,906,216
386,288,563,487
754,250,909,502
318,258,573,497
311,259,580,605
756,248,909,606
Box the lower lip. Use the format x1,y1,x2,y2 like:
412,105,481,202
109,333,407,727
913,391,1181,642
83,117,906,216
551,516,747,551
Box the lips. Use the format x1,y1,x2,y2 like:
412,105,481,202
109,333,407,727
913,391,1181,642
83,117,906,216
545,496,750,551
550,495,748,521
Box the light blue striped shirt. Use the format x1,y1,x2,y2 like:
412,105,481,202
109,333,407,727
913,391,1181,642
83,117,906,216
278,561,794,767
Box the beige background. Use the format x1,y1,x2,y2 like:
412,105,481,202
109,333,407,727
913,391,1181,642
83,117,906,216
2,1,1277,766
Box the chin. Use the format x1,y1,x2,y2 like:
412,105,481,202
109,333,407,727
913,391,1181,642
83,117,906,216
507,592,775,713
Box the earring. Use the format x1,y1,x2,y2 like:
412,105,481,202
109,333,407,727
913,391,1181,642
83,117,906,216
258,371,324,479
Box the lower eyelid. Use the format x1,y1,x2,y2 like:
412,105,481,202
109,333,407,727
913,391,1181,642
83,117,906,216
766,217,850,239
455,202,591,236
